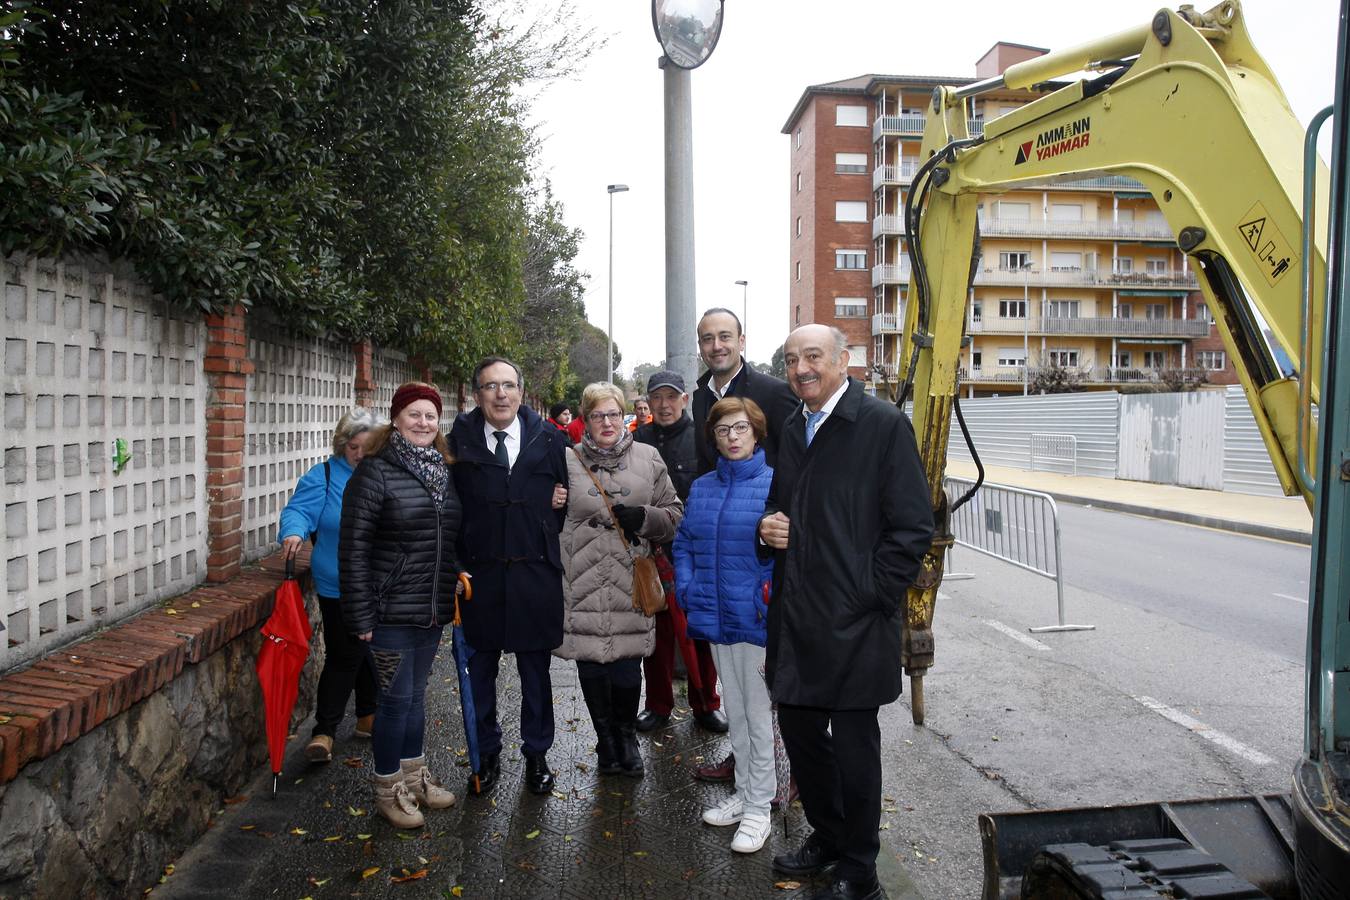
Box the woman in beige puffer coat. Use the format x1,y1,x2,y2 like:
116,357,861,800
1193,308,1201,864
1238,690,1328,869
558,382,683,777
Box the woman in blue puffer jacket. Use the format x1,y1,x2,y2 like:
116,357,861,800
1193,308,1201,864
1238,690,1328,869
673,396,777,855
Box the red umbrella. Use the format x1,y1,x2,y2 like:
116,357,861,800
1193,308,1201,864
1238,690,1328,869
257,557,313,797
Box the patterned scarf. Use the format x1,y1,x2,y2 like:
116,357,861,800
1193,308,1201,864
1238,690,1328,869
389,429,448,504
580,427,634,462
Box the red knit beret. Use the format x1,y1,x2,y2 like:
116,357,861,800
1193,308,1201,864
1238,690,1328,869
390,383,443,421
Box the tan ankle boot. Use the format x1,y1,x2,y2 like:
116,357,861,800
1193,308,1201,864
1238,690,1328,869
373,771,425,829
354,714,375,738
401,756,456,810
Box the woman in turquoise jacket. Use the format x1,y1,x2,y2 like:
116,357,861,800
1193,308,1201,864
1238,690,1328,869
673,396,777,855
279,407,381,762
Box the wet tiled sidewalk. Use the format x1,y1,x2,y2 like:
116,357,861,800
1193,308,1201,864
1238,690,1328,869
156,645,923,899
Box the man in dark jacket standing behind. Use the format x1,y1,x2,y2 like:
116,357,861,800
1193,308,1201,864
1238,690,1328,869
759,325,933,900
633,371,726,734
450,357,571,796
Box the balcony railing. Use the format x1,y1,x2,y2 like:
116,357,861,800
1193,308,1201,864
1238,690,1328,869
872,160,919,190
872,263,912,286
872,114,927,140
973,267,1198,290
967,315,1210,337
960,365,1210,384
872,214,907,238
1047,175,1148,191
872,312,904,335
977,216,1175,241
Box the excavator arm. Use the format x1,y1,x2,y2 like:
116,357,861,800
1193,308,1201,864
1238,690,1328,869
898,0,1329,725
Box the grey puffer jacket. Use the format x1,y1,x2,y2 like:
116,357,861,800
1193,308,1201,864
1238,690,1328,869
556,441,683,663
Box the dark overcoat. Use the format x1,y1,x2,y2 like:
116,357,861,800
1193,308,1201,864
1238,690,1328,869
450,405,569,653
762,378,933,709
693,363,800,474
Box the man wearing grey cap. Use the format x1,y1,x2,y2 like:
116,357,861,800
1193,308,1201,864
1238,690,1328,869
633,370,728,735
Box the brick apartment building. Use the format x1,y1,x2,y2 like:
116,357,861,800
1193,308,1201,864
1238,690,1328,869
782,44,1239,396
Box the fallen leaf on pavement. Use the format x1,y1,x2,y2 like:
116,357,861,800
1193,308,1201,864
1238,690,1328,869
525,830,540,840
361,866,381,879
344,757,363,768
323,835,342,842
239,825,256,831
348,806,366,817
632,851,648,857
224,795,248,805
449,887,464,897
774,882,802,891
551,791,565,800
356,833,372,840
391,869,428,883
290,827,308,836
308,877,330,886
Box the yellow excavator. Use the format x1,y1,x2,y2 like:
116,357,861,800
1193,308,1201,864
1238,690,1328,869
894,2,1349,896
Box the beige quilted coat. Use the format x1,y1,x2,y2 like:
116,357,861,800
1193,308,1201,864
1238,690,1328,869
556,441,683,663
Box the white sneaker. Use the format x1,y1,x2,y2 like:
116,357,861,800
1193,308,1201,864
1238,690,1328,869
730,811,772,853
701,794,744,827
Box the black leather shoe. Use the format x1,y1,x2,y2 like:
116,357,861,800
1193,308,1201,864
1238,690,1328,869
772,834,841,876
524,753,554,795
808,878,884,900
472,751,500,794
635,710,669,732
694,708,729,733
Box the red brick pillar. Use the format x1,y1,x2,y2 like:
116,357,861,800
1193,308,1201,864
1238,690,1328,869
353,339,376,409
203,306,253,583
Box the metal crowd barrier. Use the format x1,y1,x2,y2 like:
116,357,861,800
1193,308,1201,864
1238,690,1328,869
943,477,1094,633
1029,432,1079,475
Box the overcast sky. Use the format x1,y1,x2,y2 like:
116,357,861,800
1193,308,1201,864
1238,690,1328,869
523,0,1341,373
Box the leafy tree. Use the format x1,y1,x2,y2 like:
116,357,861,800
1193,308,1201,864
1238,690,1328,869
564,321,621,400
768,345,787,379
517,182,587,403
630,362,666,394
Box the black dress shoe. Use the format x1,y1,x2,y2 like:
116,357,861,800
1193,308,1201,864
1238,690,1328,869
772,834,841,876
472,751,501,794
808,878,884,900
635,710,669,732
524,753,554,795
694,708,729,733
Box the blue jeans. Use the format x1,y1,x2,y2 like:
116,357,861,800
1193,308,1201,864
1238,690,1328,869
364,624,444,776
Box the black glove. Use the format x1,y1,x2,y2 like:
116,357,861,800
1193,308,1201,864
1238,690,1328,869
611,503,645,544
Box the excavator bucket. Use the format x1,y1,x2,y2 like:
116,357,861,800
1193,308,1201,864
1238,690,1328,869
979,793,1296,899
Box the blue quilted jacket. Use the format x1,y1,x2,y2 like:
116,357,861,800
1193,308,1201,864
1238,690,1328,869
672,449,775,646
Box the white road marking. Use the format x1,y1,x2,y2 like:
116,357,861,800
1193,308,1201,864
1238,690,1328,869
1273,592,1308,605
984,619,1051,651
1132,695,1274,766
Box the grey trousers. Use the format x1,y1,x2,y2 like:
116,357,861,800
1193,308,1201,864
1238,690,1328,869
710,642,776,816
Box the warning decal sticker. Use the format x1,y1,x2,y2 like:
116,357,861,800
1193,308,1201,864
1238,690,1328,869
1236,201,1296,287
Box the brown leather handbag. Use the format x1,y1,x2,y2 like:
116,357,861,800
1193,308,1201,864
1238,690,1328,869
573,449,667,616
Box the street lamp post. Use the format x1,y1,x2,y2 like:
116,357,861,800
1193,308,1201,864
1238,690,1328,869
607,184,629,382
652,0,725,389
735,279,748,354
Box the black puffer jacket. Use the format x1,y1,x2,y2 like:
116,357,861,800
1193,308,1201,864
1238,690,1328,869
339,445,463,635
634,413,698,502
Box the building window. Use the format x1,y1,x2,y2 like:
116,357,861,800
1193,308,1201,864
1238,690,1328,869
795,261,801,282
1116,304,1133,319
835,152,868,174
999,251,1031,271
997,348,1027,368
1197,349,1226,370
971,300,983,323
796,172,802,192
1114,257,1134,274
835,249,867,270
795,216,802,237
835,297,867,318
1047,349,1080,367
1113,351,1133,368
847,345,868,367
1145,303,1168,320
1049,203,1082,222
997,201,1031,221
971,350,983,369
1046,300,1080,318
998,299,1027,318
836,105,867,127
1196,302,1214,324
835,201,868,222
795,304,801,325
1144,350,1166,368
795,128,802,149
1146,256,1167,274
1050,251,1082,271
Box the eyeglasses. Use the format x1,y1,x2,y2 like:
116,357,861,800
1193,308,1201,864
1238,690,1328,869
587,411,624,423
713,421,753,439
478,381,519,394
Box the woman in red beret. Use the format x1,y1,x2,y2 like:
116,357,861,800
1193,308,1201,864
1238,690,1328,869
340,381,465,828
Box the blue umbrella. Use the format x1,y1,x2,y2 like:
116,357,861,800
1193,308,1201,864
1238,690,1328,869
450,573,482,794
